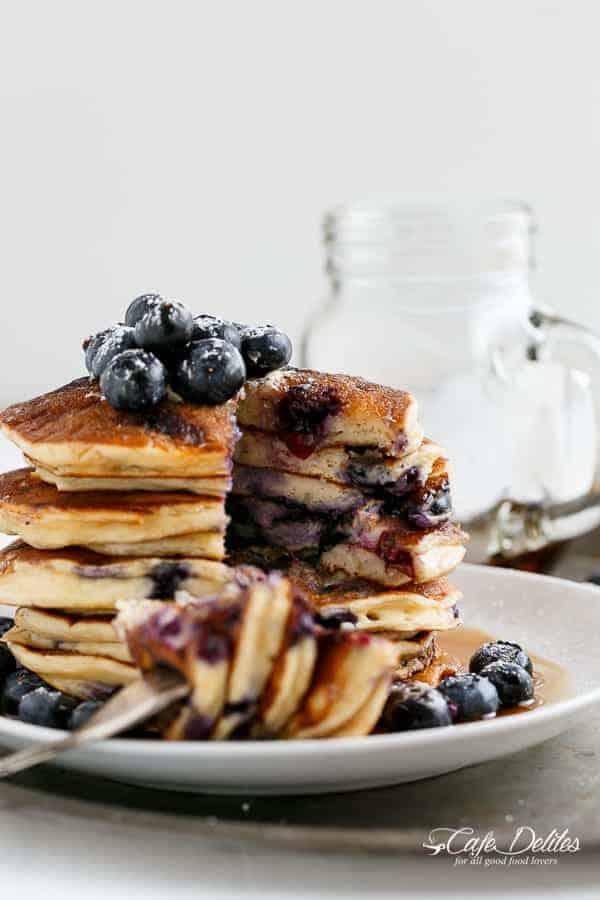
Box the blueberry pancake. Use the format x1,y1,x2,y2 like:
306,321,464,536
116,573,398,740
321,514,467,586
284,632,397,739
229,459,455,555
235,429,443,497
0,377,239,481
116,574,292,740
289,564,462,633
237,368,423,457
0,469,227,555
5,641,139,699
0,542,231,610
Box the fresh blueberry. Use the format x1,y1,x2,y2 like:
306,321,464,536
89,326,138,378
100,349,167,412
382,681,452,731
83,328,114,374
439,673,499,722
68,700,103,730
173,338,246,405
134,299,194,353
18,687,75,728
469,640,533,676
2,669,46,715
125,293,162,327
480,661,535,707
192,315,242,349
241,325,292,377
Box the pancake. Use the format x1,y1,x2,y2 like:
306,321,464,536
384,631,439,678
321,541,466,586
212,575,291,739
116,576,398,740
0,468,226,551
6,641,139,698
232,465,364,513
287,562,461,632
325,511,468,585
13,607,117,641
88,531,225,559
31,462,231,497
2,626,132,662
0,378,239,478
284,632,396,739
237,368,422,457
116,573,292,740
0,542,232,609
253,593,317,737
235,429,443,490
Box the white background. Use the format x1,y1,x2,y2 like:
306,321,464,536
1,0,600,404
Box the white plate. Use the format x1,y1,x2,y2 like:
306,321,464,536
0,564,598,795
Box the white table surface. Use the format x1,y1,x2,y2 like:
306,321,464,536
0,793,597,900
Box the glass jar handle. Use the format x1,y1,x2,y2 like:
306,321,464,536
489,304,600,559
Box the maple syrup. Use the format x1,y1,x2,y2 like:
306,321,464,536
435,626,573,717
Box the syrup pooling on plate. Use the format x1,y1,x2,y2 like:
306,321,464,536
437,626,574,716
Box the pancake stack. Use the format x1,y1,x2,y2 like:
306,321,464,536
231,368,468,677
0,367,466,720
0,378,237,698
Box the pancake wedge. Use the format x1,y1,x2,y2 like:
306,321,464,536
212,575,291,739
284,632,396,739
253,593,317,737
0,542,231,609
0,378,239,478
0,469,226,551
237,368,422,456
235,429,443,489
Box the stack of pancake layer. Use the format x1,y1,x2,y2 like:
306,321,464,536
231,368,468,677
0,367,466,717
0,378,236,698
115,571,400,740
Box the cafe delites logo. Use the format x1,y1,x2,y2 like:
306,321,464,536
422,826,581,866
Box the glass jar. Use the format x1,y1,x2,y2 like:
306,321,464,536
301,201,600,562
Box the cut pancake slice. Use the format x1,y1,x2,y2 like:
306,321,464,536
0,378,239,478
0,468,226,551
235,429,443,490
321,541,466,587
6,641,139,699
0,542,231,609
284,632,396,739
324,511,468,586
31,461,231,497
212,575,291,739
238,368,422,457
253,594,317,737
232,465,364,514
116,574,292,740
